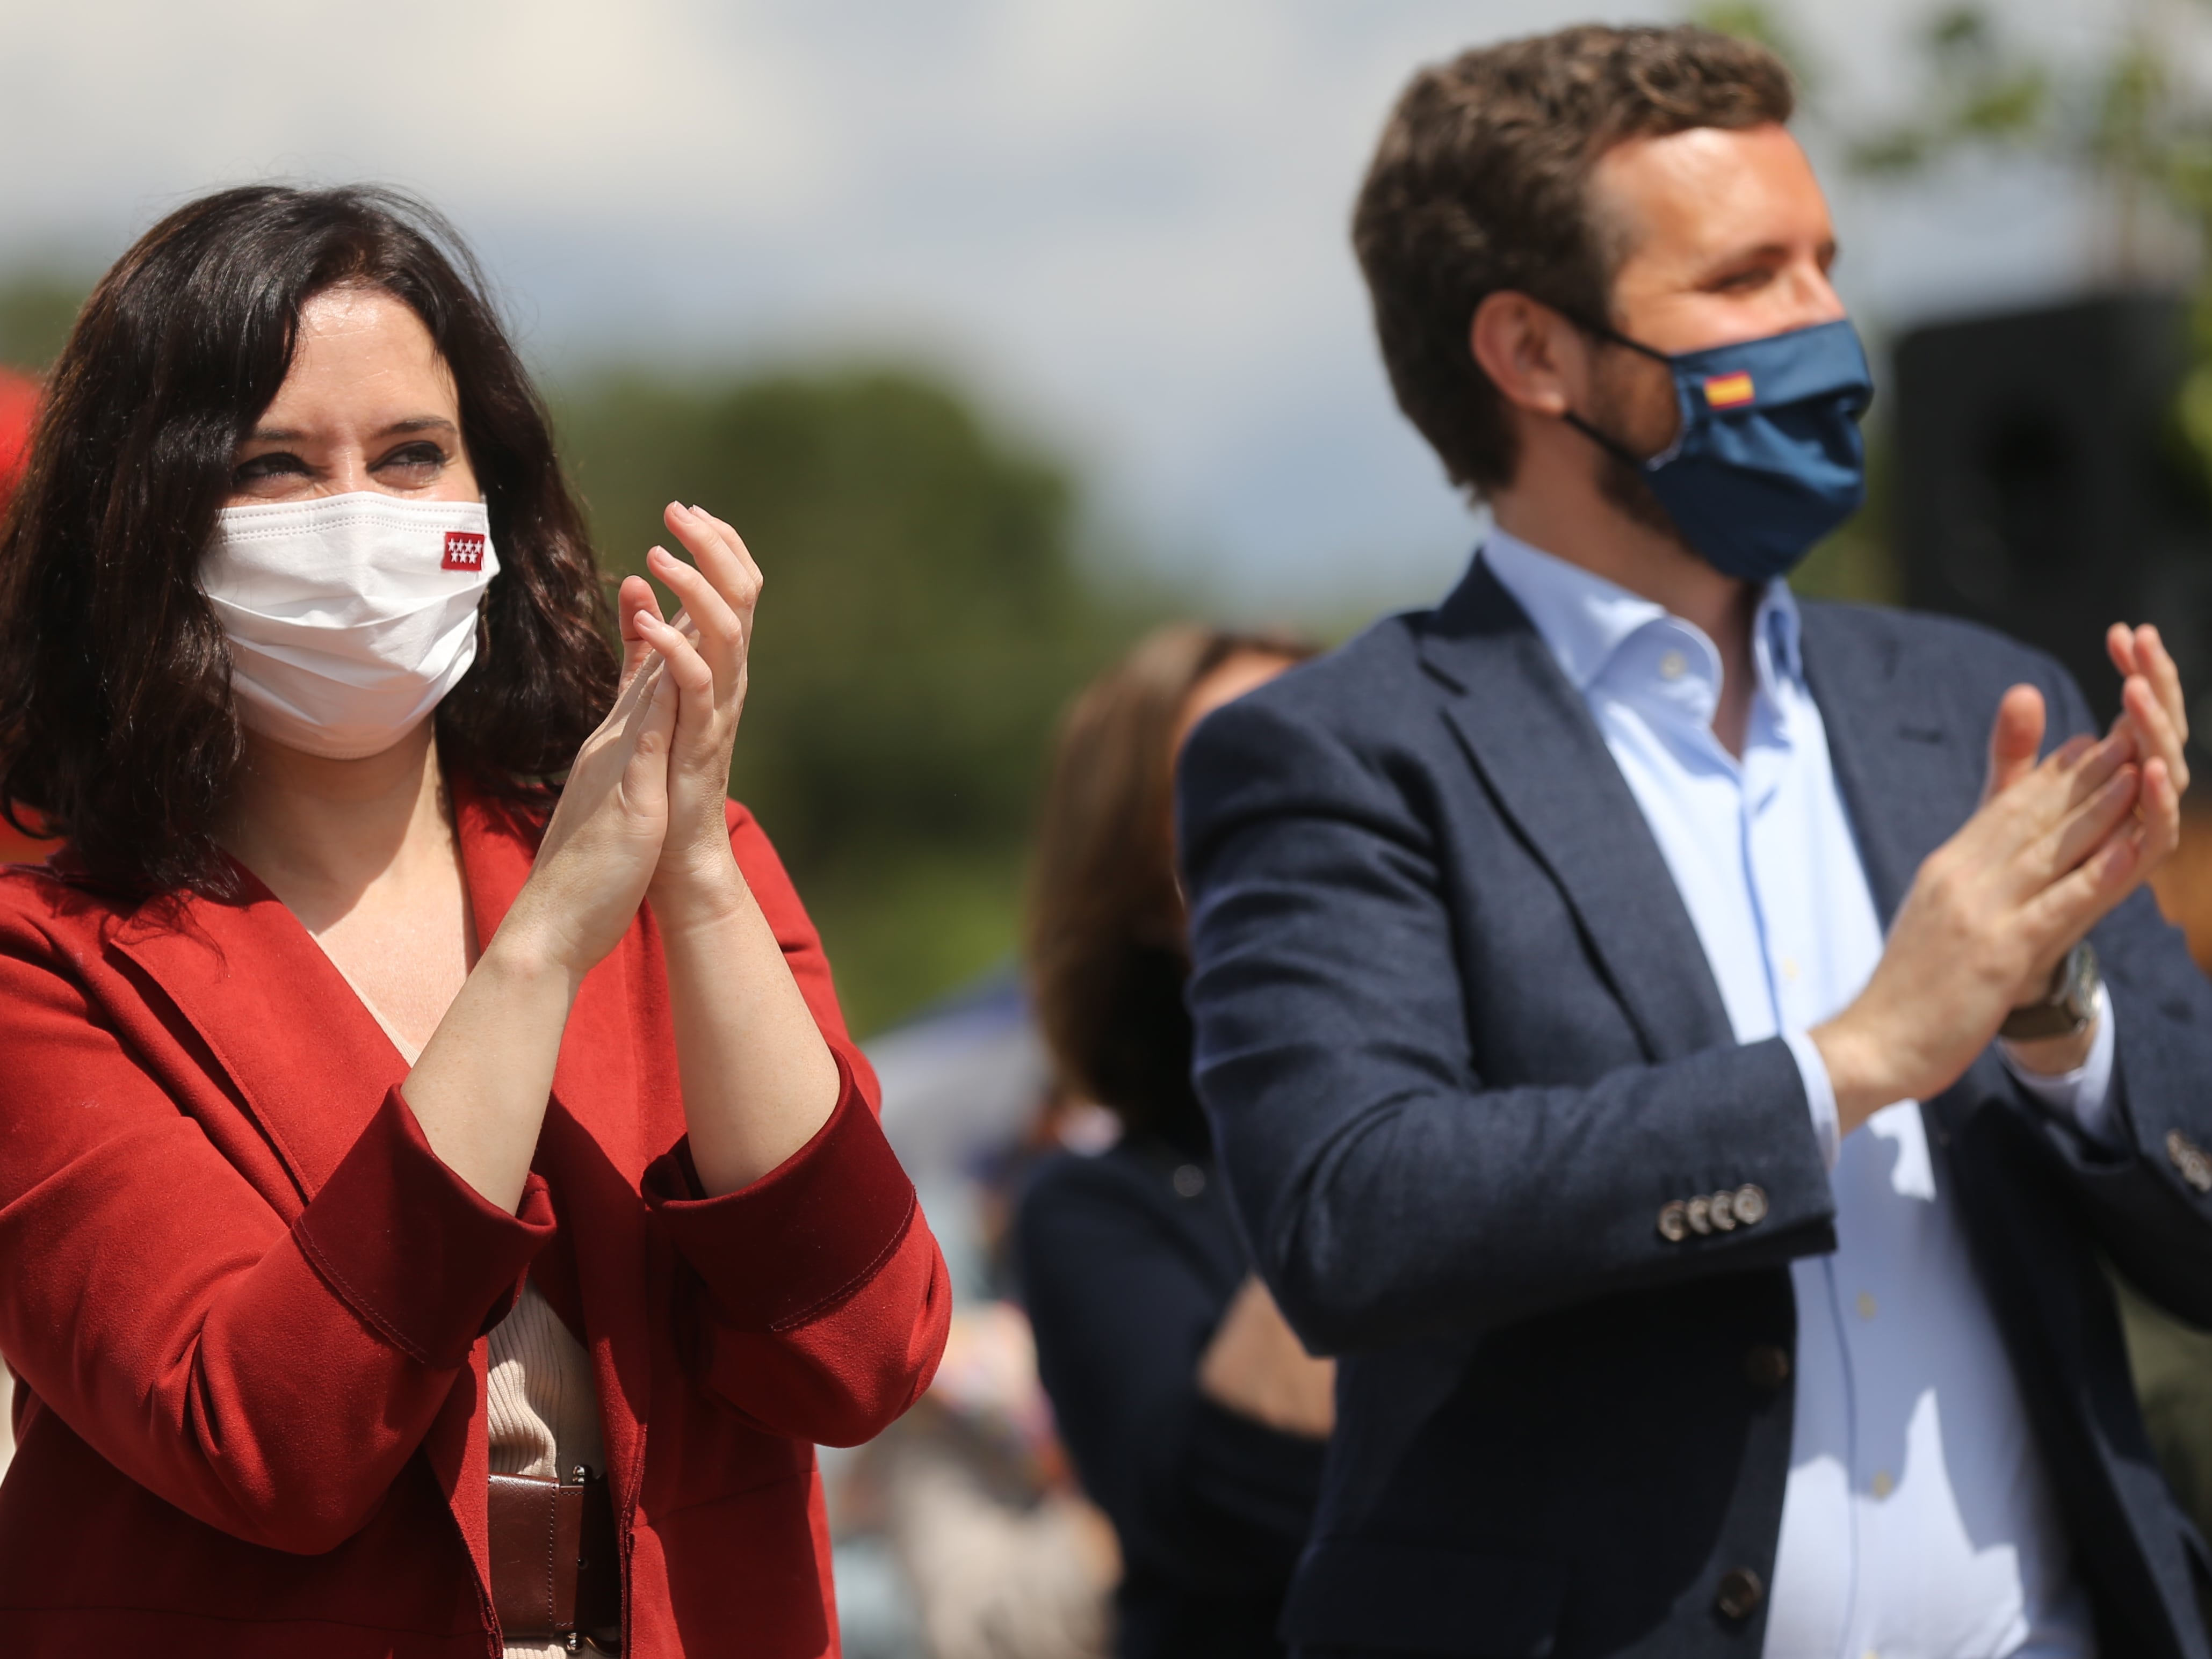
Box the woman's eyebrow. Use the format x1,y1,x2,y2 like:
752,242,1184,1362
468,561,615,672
240,416,459,444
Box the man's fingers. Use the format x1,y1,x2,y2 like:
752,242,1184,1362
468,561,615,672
2124,674,2191,793
1983,684,2045,803
1981,730,2126,851
2107,622,2139,682
2025,821,2144,946
2140,625,2188,744
2040,763,2141,879
2140,755,2184,864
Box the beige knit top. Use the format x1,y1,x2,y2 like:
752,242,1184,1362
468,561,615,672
324,961,610,1659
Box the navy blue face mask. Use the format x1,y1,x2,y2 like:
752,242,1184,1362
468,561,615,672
1562,317,1874,583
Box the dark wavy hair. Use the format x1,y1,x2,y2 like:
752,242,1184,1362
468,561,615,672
0,185,617,897
1353,24,1793,495
1026,624,1316,1137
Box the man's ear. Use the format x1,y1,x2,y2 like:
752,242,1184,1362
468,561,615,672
1470,292,1588,418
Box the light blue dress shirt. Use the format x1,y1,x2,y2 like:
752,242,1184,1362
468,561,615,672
1483,530,2112,1659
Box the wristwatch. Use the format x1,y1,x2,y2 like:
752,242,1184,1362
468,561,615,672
1999,941,2102,1042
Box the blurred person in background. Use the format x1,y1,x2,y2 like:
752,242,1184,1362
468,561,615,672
1018,624,1330,1659
0,185,948,1656
1180,24,2212,1659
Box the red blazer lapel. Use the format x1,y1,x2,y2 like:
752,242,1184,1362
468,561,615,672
106,871,411,1213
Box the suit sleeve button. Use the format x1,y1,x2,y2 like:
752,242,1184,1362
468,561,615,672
1744,1343,1791,1390
1732,1183,1769,1226
1686,1194,1713,1235
2167,1131,2212,1193
1657,1200,1688,1242
1715,1567,1765,1619
1709,1189,1738,1230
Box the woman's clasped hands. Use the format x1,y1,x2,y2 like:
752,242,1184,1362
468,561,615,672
503,502,762,982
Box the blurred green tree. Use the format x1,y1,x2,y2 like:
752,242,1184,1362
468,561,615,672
555,368,1146,1032
0,270,88,375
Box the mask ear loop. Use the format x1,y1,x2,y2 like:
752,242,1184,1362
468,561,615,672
1554,313,1676,471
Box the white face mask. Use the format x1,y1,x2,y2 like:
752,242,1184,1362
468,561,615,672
200,491,500,760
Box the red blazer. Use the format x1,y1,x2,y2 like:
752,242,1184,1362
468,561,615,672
0,786,950,1655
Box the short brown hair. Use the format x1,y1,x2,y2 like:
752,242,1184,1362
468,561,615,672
0,186,616,897
1027,624,1315,1134
1353,24,1794,494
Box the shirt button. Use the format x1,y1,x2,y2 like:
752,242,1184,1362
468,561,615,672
1172,1164,1206,1198
1658,649,1688,680
1744,1343,1791,1390
1856,1291,1877,1320
1714,1566,1764,1619
1871,1469,1895,1499
1780,955,1800,982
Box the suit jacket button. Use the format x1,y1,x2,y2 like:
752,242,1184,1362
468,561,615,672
1709,1189,1738,1230
1744,1343,1791,1390
1732,1183,1769,1227
1657,1200,1688,1242
1686,1194,1713,1235
1715,1566,1765,1619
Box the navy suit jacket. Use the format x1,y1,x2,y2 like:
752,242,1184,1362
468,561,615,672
1176,558,2212,1658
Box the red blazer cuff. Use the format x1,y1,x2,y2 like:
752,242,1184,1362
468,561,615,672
644,1047,917,1332
292,1086,555,1368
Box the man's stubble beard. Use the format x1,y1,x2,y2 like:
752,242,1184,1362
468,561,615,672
1586,352,1694,550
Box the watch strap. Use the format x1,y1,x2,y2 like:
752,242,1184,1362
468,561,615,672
2000,942,2101,1042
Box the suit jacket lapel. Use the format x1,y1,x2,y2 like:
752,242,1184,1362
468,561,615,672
1798,604,1977,925
1420,558,1734,1062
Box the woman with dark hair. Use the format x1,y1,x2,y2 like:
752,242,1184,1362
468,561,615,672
0,185,948,1656
1015,625,1331,1659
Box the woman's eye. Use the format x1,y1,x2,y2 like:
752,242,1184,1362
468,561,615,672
232,451,306,484
374,441,447,477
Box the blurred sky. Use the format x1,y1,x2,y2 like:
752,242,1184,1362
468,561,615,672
0,0,2162,610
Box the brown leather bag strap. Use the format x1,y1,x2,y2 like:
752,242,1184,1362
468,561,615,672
489,1470,622,1653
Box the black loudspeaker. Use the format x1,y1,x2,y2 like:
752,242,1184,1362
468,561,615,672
1894,294,2212,766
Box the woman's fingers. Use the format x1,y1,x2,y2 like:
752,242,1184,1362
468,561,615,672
662,502,762,625
632,608,727,774
668,502,762,596
646,545,745,698
634,608,714,697
616,575,663,696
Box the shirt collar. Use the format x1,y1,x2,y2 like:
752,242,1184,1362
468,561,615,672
1479,527,1804,698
